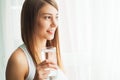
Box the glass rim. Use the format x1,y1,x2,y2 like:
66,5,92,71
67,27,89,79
41,46,56,53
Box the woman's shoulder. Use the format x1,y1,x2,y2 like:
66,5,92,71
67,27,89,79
6,47,28,79
8,47,27,66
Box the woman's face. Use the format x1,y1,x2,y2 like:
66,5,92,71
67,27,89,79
35,4,58,41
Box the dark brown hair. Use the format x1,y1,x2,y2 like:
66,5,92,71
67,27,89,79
21,0,63,70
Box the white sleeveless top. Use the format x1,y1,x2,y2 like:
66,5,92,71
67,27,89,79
19,44,68,80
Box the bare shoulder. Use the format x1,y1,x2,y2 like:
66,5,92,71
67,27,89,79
6,47,28,80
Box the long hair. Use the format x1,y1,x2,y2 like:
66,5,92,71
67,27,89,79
21,0,63,70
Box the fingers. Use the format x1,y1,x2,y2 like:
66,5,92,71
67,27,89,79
34,68,50,80
39,70,50,79
42,59,57,65
34,60,58,80
40,59,58,70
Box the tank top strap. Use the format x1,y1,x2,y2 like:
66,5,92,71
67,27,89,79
19,44,36,80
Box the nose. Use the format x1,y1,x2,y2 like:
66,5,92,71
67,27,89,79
51,17,58,28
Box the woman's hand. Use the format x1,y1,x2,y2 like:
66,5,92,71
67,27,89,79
33,59,58,80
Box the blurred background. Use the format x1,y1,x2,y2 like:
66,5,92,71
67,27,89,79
1,0,120,80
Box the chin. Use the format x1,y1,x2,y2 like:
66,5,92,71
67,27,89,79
47,36,54,40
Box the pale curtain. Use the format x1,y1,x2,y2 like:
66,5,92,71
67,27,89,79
1,0,120,80
0,0,24,80
58,0,120,80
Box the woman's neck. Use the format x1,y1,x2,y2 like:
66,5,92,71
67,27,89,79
35,38,47,53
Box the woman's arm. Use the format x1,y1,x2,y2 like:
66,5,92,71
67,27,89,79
6,48,28,80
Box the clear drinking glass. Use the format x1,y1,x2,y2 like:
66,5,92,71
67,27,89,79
41,47,58,80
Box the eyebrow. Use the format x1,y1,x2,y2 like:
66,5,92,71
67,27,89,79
40,13,58,16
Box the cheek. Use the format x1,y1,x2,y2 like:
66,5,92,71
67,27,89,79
38,24,48,32
36,21,44,31
36,24,47,37
35,19,50,35
37,19,49,29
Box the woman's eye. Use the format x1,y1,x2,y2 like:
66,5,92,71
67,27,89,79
44,16,51,20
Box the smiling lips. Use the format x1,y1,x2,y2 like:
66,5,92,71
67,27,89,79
47,30,55,35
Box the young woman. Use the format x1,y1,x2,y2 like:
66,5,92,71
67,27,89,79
6,0,68,80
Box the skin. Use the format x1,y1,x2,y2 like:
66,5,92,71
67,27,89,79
6,3,58,80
